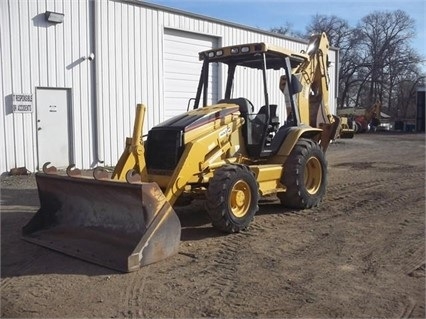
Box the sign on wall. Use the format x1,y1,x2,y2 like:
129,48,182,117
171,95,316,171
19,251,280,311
12,94,33,113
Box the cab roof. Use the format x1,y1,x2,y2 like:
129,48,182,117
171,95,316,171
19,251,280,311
199,42,309,70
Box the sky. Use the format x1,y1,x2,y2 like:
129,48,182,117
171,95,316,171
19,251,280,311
146,0,426,65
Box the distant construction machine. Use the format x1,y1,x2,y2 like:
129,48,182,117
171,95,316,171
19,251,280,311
353,100,382,133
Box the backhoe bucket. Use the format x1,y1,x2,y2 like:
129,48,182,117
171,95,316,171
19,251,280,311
22,169,181,272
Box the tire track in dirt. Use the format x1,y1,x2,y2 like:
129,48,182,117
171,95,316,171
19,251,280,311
405,244,426,279
117,232,251,317
318,170,422,222
119,243,239,317
118,267,151,318
120,271,138,316
325,189,411,216
326,178,388,197
399,296,416,319
198,233,245,298
179,231,254,316
404,246,425,278
374,241,426,278
330,161,420,173
250,175,407,234
327,166,423,197
327,165,425,280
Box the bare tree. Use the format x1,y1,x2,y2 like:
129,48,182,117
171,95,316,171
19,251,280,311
305,14,351,48
270,10,425,119
304,15,362,108
385,47,422,114
355,10,417,107
270,22,294,36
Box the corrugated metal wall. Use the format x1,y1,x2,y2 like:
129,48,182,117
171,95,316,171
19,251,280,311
1,0,338,173
0,0,95,172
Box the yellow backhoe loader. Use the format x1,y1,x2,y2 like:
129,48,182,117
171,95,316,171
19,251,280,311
23,33,339,272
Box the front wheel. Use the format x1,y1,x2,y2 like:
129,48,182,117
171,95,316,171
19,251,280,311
278,138,327,208
206,165,259,233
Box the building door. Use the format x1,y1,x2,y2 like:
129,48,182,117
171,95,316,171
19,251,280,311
163,29,219,120
36,88,73,169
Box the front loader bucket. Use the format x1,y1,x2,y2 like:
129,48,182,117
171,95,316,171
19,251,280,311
22,167,181,272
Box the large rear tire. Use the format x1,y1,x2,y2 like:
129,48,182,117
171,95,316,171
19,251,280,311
278,138,327,209
206,165,259,233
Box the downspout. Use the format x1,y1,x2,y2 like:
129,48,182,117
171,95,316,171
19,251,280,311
94,0,104,164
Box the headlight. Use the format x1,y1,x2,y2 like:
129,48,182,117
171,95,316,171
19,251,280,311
216,50,223,56
230,47,239,54
241,46,250,53
208,51,215,58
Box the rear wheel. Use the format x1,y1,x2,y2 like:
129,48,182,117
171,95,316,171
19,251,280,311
278,138,327,208
206,165,259,233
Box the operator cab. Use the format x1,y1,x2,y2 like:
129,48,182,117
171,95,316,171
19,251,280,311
196,42,307,159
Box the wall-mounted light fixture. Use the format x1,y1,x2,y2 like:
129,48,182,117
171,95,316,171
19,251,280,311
45,11,64,24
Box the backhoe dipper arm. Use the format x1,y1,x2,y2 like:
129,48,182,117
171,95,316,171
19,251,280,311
293,32,338,151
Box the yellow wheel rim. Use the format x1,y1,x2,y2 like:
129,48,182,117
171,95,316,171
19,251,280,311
304,156,322,194
229,180,251,218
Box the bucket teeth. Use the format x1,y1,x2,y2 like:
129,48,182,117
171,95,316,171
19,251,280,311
126,169,142,184
93,167,111,180
42,162,58,174
66,164,82,177
42,162,136,182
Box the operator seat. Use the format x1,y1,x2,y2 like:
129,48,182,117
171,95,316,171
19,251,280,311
218,98,260,156
257,104,280,131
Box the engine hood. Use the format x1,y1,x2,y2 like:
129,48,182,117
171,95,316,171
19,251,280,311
152,104,240,132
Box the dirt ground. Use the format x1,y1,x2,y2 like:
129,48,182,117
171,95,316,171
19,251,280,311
1,133,425,318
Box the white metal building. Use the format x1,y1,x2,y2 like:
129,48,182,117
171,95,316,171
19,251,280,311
0,0,339,173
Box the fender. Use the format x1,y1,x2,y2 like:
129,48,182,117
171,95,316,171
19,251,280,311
267,126,322,164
